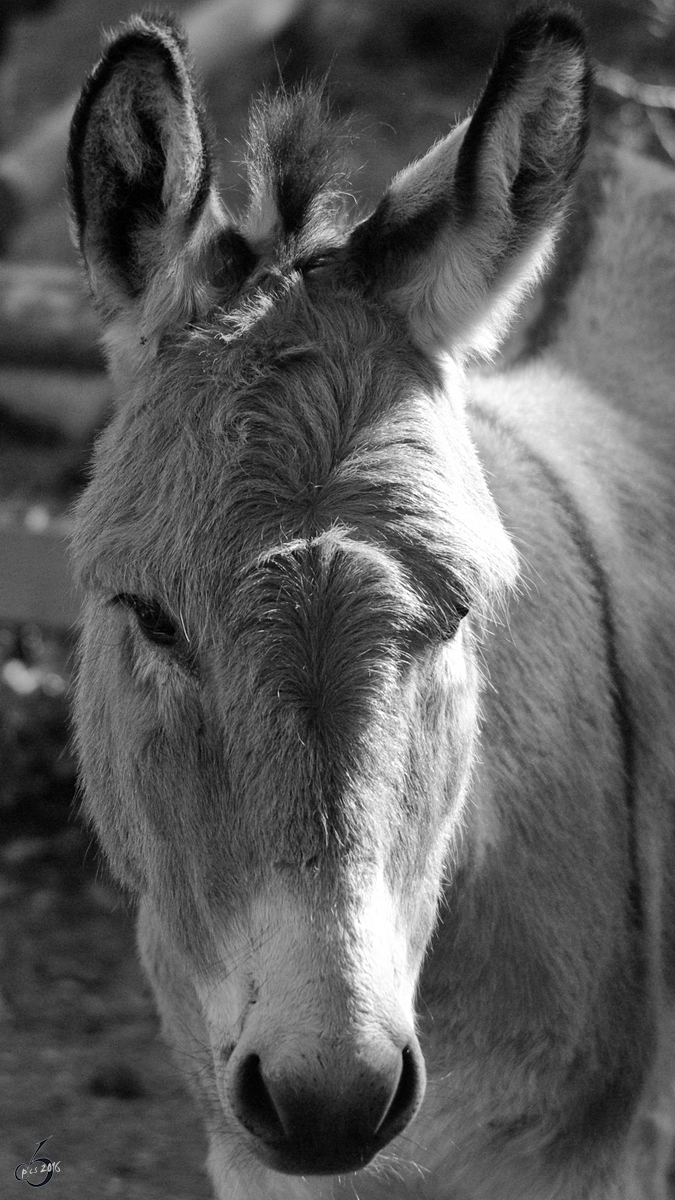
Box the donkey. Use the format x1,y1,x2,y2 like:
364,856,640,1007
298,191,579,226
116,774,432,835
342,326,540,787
67,7,675,1198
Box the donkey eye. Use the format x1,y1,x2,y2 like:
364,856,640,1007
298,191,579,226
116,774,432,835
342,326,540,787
443,601,470,641
422,598,470,645
113,593,180,648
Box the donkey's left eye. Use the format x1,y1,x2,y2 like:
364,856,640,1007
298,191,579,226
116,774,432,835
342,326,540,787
113,593,180,648
419,598,470,645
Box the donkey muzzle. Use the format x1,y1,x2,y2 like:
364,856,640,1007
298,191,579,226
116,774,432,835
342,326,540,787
226,1032,426,1175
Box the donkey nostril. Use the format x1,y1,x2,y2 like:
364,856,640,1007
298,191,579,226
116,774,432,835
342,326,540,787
235,1053,286,1144
376,1041,426,1140
230,1037,426,1172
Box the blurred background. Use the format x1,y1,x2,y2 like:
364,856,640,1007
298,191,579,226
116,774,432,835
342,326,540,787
0,1,674,1195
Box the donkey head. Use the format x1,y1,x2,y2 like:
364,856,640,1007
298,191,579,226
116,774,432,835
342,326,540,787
69,10,589,1188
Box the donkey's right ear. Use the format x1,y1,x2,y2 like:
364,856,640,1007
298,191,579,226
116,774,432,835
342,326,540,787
68,16,254,370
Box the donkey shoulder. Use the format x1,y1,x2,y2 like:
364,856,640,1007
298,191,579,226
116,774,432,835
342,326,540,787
503,143,675,426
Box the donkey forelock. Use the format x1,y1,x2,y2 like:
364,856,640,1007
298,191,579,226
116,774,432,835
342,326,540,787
241,83,355,254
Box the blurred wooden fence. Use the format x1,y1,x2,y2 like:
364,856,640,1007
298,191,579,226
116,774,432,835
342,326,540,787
0,262,108,627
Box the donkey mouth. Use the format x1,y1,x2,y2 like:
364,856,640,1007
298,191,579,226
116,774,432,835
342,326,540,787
251,1132,388,1177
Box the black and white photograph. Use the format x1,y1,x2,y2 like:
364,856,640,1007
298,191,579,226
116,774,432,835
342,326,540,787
1,1,675,1197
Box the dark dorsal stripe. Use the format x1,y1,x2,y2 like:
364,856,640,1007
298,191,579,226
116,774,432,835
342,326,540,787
514,147,619,362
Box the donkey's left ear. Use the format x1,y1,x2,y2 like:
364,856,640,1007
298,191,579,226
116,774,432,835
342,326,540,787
68,15,252,371
348,9,591,358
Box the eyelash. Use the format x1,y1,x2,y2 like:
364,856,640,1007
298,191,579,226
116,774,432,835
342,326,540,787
111,593,181,648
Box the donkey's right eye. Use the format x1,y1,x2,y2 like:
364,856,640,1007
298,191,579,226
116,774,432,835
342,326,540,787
112,593,180,648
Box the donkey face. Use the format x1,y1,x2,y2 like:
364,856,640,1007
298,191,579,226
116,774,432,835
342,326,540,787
69,10,588,1187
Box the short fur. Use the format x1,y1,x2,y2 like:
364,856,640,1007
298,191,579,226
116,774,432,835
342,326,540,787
69,8,675,1198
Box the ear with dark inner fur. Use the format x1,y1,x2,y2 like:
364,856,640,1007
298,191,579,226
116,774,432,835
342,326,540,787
68,15,254,362
347,8,591,359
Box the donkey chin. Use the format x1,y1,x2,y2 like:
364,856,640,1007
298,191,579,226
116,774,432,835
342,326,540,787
138,882,428,1194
